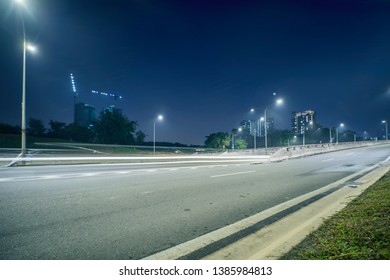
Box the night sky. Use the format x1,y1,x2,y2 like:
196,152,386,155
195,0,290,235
1,0,389,145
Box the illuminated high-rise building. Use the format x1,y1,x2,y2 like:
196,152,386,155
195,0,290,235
292,110,316,135
74,103,96,126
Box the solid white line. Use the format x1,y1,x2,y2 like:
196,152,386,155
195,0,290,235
322,158,334,162
211,171,256,178
144,163,385,260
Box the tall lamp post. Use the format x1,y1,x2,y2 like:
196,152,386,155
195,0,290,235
15,0,36,157
153,115,163,155
251,108,265,151
249,109,258,151
264,98,283,154
231,127,242,150
336,123,344,144
382,120,388,141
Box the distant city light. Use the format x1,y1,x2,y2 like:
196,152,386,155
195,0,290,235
70,73,77,94
91,90,122,99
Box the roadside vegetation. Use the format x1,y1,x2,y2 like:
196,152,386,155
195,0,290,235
282,171,390,260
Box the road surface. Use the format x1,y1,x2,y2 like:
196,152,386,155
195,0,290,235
0,144,389,259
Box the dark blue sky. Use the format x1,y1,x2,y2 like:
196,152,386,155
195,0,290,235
1,0,389,145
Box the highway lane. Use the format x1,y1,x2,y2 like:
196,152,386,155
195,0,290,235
0,144,389,259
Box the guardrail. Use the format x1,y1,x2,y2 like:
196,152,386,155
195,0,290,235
270,141,389,161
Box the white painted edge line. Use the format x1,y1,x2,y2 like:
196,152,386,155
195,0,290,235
0,163,250,182
211,171,256,178
1,155,270,162
143,163,382,260
321,158,334,162
1,158,269,168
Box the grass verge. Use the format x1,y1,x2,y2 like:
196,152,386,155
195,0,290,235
281,171,390,260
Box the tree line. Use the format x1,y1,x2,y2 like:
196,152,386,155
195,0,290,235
0,109,146,145
203,124,360,149
1,112,361,148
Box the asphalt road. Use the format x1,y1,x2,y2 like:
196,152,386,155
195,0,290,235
0,144,389,259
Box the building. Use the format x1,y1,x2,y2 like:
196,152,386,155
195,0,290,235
240,117,274,137
104,105,122,116
74,102,96,126
292,110,316,135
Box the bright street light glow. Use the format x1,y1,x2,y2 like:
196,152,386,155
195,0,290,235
26,44,36,52
14,0,27,8
340,123,344,127
276,98,283,105
382,120,387,124
153,115,164,155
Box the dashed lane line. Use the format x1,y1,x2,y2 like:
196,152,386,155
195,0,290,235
211,171,256,178
0,164,248,183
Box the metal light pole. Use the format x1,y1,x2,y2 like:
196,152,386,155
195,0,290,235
15,0,36,158
259,117,264,138
253,126,256,151
264,98,283,154
249,109,257,151
231,127,242,150
336,123,344,144
382,120,388,141
153,115,163,155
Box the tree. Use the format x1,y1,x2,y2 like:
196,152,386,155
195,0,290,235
135,130,147,144
93,109,144,145
27,118,46,137
205,132,230,149
47,120,67,139
234,138,248,149
65,123,95,143
0,123,20,134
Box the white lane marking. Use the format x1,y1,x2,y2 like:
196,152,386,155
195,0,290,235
140,191,154,195
346,152,355,156
79,173,97,177
322,158,334,162
0,163,249,182
211,171,256,178
115,171,131,175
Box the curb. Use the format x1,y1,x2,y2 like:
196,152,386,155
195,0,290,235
202,161,390,260
143,158,390,260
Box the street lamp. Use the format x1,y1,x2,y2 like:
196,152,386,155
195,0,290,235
15,0,37,158
248,113,265,151
153,115,163,155
231,127,242,150
264,98,283,154
336,123,344,144
382,120,388,141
